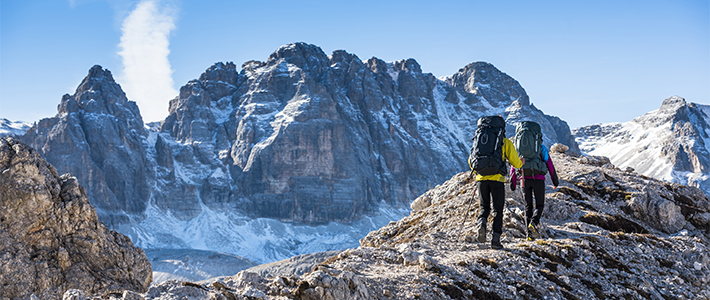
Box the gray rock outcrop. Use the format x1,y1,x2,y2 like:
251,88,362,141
0,137,152,300
244,250,343,278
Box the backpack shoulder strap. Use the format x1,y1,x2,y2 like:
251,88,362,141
541,144,549,161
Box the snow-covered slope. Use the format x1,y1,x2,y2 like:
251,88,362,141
120,197,409,264
145,248,257,284
0,118,30,136
574,96,710,196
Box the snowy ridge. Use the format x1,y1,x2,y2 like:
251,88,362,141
576,120,674,179
574,96,710,196
0,118,31,136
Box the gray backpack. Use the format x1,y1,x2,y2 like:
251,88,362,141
514,121,546,174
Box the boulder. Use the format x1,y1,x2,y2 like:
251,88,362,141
0,137,151,300
550,143,569,153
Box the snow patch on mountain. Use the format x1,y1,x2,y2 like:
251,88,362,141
122,201,410,264
146,248,257,284
0,118,31,136
386,62,400,83
576,121,674,180
574,97,710,196
211,96,234,124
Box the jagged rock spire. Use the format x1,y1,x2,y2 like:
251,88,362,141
20,65,151,227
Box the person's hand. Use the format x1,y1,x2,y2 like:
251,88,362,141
520,157,526,165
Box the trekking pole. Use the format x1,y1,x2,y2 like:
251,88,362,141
460,170,478,234
517,169,524,204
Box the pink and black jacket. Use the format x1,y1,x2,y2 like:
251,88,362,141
510,144,559,187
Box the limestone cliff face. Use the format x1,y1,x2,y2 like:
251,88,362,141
0,137,151,300
20,65,151,227
153,43,580,224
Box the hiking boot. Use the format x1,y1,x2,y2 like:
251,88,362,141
491,233,503,250
526,228,534,241
464,234,475,243
528,223,540,240
475,225,487,243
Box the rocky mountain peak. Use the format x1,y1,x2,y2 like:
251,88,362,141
162,60,246,143
393,58,422,74
331,50,362,71
267,42,329,73
58,65,139,119
198,61,239,85
633,96,695,128
660,95,687,109
78,64,117,89
21,65,151,227
365,56,389,75
241,60,266,74
449,61,530,107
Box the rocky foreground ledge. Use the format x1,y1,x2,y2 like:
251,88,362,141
3,138,710,299
0,138,152,300
81,145,709,300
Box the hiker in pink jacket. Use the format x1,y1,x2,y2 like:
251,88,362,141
511,121,560,241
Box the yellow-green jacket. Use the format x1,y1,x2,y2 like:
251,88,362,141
468,138,524,182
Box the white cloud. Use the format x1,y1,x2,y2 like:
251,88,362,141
118,0,178,123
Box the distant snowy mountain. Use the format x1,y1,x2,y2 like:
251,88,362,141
574,96,710,196
20,43,579,263
0,118,30,136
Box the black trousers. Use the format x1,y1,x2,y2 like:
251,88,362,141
476,180,505,235
523,178,546,226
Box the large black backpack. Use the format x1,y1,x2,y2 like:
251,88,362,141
514,121,547,174
469,116,506,176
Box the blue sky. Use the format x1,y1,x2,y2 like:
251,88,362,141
1,0,708,128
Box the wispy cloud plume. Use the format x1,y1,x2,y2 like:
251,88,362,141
118,0,178,123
